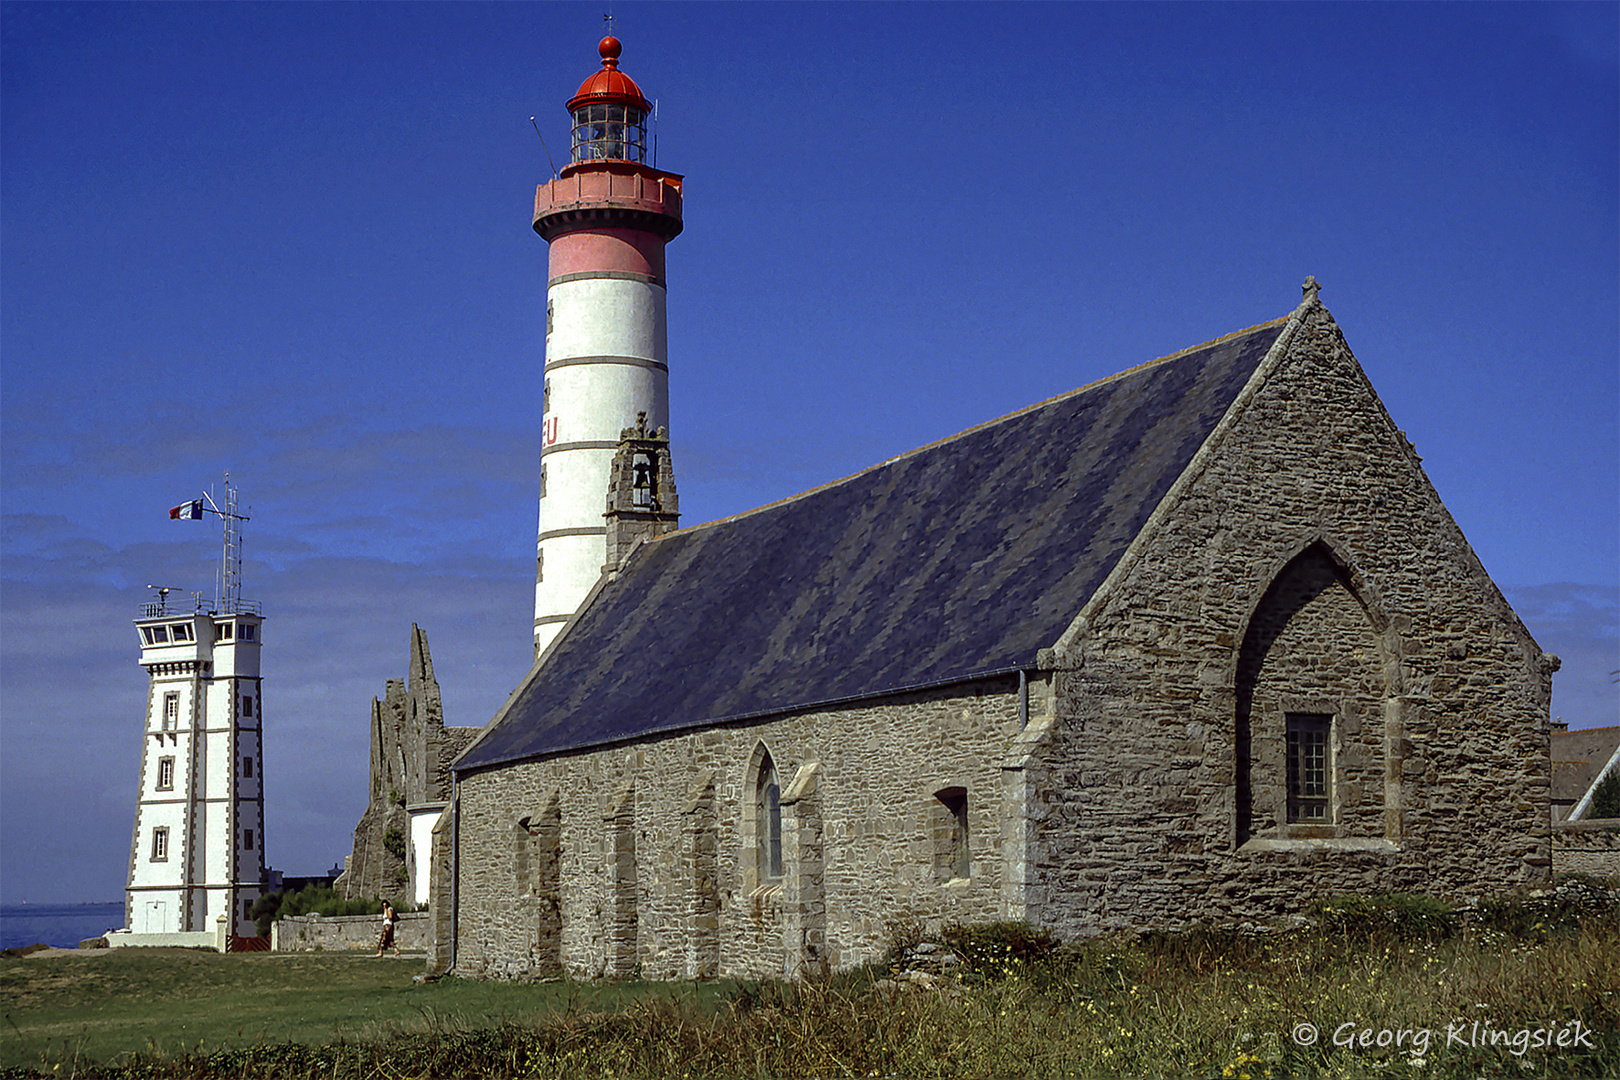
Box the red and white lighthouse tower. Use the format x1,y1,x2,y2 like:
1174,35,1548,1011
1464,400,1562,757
532,36,684,657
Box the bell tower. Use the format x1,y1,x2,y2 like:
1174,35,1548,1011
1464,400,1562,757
531,36,684,658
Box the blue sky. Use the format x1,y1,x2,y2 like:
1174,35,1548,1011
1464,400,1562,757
2,2,1615,905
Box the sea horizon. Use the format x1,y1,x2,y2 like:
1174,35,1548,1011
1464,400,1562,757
1,900,127,950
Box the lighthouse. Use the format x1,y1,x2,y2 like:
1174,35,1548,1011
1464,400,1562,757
123,479,265,942
531,36,683,658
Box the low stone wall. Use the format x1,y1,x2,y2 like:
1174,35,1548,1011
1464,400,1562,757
272,911,430,952
1553,819,1620,879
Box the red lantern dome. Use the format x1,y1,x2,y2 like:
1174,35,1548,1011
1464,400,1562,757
567,37,652,114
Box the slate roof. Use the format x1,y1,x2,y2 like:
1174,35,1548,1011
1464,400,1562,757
458,317,1290,772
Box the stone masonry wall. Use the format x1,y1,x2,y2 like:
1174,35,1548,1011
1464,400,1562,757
453,678,1022,980
1036,303,1555,935
1554,820,1620,879
272,911,429,952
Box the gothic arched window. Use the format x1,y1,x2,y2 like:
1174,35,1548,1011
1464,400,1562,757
755,748,782,881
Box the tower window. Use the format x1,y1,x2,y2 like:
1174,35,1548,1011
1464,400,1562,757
152,827,169,861
217,622,233,641
157,757,175,791
162,693,179,731
243,829,254,850
543,378,552,415
540,464,547,499
168,623,193,643
243,756,254,779
241,694,253,717
149,625,169,644
240,623,254,641
1286,713,1331,823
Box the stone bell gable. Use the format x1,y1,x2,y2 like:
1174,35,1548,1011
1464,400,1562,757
445,283,1557,980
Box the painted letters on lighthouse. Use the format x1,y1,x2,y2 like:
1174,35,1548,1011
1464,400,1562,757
531,37,683,658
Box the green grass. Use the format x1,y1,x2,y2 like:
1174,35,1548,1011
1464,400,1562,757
0,949,733,1074
2,898,1617,1079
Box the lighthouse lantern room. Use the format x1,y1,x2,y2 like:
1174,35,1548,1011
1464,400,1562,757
531,36,684,658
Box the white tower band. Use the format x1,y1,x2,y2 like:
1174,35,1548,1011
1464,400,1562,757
531,35,683,658
124,477,265,941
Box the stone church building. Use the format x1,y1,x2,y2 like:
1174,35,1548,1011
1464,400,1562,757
438,285,1559,980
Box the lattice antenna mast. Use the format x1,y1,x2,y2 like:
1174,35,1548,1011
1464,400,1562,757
203,474,251,614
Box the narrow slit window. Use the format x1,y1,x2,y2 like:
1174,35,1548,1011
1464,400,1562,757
934,787,970,880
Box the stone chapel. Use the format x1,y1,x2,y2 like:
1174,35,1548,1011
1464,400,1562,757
434,284,1559,980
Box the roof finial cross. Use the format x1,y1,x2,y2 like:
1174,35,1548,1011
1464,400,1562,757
1302,275,1321,304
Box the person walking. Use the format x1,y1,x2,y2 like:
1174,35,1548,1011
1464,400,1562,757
376,902,401,957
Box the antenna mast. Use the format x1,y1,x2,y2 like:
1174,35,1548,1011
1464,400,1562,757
204,474,251,614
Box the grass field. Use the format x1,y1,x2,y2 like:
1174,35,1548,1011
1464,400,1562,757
0,948,732,1072
1,895,1617,1079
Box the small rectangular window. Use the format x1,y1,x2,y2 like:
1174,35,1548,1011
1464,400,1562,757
169,624,192,642
240,623,255,641
243,829,254,850
151,625,169,644
152,827,169,861
142,627,156,645
1286,713,1331,823
243,756,254,778
157,757,174,790
217,622,233,640
241,694,253,717
162,693,179,731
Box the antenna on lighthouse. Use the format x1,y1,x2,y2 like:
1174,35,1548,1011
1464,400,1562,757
201,473,251,615
530,117,560,179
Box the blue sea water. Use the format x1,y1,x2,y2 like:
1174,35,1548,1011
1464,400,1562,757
1,902,126,950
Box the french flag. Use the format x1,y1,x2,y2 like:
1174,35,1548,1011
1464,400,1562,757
169,499,203,520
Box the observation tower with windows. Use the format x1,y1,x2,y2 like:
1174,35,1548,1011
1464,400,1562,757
531,36,683,658
122,478,265,942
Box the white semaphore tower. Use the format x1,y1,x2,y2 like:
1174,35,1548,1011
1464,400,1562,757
123,477,265,941
530,35,683,658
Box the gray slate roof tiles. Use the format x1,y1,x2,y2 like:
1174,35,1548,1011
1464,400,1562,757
457,317,1288,772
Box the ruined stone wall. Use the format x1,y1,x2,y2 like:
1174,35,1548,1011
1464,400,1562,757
453,678,1021,980
338,625,476,903
1035,303,1555,935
